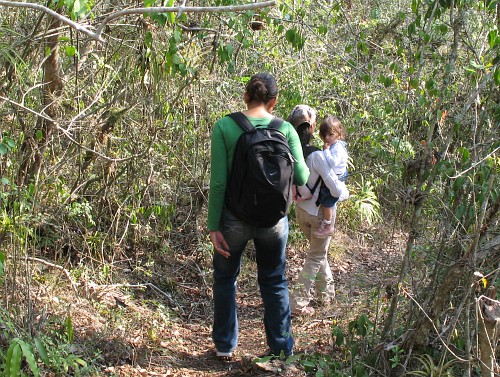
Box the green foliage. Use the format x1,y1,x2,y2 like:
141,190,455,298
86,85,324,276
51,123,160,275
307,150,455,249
344,178,382,227
4,338,40,377
60,0,92,20
285,28,305,50
0,136,15,156
389,346,404,368
298,315,375,376
294,352,343,376
348,313,374,338
0,310,92,376
407,354,457,376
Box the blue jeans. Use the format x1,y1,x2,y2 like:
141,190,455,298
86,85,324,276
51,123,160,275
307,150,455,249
212,207,294,356
317,170,349,208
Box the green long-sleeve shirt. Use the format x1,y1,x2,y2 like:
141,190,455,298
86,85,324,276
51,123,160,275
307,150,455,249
207,115,310,231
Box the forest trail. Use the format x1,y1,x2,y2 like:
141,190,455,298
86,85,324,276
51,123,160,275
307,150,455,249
66,227,404,376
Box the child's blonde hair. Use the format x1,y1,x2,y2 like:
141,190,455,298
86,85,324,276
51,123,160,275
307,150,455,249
319,116,346,140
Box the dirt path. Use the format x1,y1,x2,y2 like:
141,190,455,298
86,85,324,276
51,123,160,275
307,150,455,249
68,227,403,376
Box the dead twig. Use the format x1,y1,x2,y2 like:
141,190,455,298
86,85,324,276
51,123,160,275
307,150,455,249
26,256,78,294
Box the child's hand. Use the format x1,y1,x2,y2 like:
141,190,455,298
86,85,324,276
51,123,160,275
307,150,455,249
323,142,331,150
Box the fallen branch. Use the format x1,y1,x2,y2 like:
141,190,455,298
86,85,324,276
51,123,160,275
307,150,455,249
86,280,186,315
27,256,79,294
0,1,276,42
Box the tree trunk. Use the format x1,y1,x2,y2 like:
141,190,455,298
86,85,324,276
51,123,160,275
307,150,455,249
17,10,63,186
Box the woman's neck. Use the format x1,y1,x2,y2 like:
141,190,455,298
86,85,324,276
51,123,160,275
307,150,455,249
243,101,273,118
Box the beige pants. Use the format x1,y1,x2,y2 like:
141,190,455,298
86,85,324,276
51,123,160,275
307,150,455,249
290,205,336,313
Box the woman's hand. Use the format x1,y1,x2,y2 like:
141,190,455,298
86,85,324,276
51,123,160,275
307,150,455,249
210,230,230,258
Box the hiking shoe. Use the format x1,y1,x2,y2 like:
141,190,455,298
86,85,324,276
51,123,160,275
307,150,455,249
313,220,333,239
216,350,233,360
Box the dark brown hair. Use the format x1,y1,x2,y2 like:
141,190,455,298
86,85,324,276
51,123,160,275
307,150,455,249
245,73,278,104
319,116,346,140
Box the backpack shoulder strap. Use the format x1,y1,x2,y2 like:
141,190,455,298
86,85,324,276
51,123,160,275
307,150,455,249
303,144,320,159
302,145,322,198
268,117,284,130
227,112,254,132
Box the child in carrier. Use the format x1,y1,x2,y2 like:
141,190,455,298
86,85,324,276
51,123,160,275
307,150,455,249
313,116,348,238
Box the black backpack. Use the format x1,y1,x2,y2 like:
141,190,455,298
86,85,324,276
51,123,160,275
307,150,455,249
225,112,294,227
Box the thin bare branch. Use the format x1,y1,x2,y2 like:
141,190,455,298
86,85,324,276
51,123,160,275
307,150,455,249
0,95,154,163
0,1,276,42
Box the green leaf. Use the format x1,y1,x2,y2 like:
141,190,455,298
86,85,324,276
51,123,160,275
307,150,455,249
317,25,328,35
0,252,4,276
34,337,50,366
254,355,274,363
301,360,317,368
411,0,419,13
72,0,81,15
285,354,301,365
5,137,15,148
285,29,296,43
65,45,77,57
167,0,175,23
65,314,74,343
470,61,485,69
488,30,498,48
28,183,35,196
74,358,87,367
409,78,419,89
171,53,182,65
357,41,368,54
458,147,470,163
168,11,175,24
6,342,22,377
18,340,39,377
407,22,416,35
0,143,7,155
285,28,304,50
494,67,500,86
425,78,435,90
144,31,153,47
226,43,234,57
35,130,43,141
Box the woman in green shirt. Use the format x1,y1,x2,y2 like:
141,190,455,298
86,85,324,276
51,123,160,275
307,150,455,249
208,73,309,359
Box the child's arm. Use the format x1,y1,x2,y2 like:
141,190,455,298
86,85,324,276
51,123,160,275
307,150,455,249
323,144,342,169
323,143,348,173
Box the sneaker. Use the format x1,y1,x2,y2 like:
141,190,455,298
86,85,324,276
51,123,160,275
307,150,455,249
313,220,333,239
216,350,233,360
